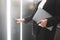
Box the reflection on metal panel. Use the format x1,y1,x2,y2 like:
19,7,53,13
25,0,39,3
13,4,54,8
0,0,2,40
54,28,60,40
1,0,7,40
11,0,20,40
22,0,34,40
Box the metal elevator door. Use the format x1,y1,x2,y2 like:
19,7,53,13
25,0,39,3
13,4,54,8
0,0,20,40
11,0,20,40
0,0,7,40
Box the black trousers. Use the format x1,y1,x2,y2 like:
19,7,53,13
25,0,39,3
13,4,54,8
36,27,51,40
33,26,56,40
33,21,56,40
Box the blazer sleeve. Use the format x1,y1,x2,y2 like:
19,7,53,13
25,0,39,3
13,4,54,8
24,1,41,23
46,16,60,27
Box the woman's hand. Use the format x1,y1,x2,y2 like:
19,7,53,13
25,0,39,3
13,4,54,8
16,18,25,23
37,19,48,28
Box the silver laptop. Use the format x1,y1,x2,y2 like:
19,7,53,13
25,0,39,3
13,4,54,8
32,8,53,31
33,8,52,23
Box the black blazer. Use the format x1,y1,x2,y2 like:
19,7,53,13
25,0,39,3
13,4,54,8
25,0,60,27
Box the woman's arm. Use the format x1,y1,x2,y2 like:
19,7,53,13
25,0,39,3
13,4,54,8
46,16,60,27
16,1,41,23
37,16,60,27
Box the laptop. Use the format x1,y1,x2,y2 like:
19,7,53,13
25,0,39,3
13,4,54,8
32,8,53,31
32,8,52,23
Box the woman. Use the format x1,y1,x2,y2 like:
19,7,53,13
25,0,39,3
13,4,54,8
16,0,60,40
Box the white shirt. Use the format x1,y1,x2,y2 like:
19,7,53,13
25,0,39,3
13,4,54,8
38,0,47,9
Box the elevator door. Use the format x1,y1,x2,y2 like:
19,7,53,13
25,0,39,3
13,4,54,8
11,0,20,40
0,0,7,40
